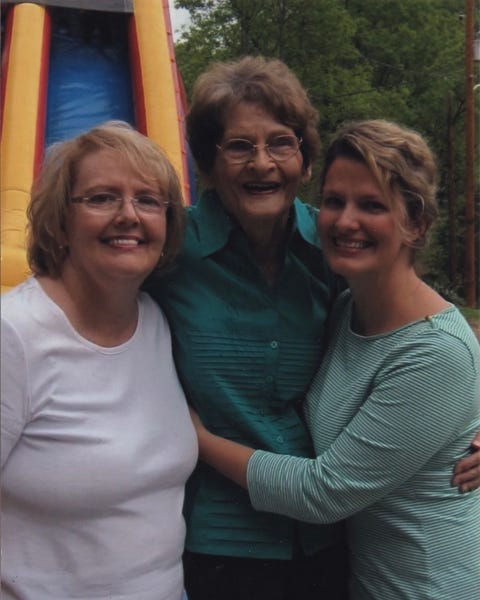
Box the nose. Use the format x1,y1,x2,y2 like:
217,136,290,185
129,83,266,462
248,144,275,169
115,197,140,222
335,205,360,230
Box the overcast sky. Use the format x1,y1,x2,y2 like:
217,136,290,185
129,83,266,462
169,5,191,41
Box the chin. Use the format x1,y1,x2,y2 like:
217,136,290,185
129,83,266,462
105,261,156,281
327,258,365,279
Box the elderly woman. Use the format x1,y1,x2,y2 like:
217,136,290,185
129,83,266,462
1,122,197,600
192,120,480,600
148,57,480,600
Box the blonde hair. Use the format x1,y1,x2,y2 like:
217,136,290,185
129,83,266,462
187,55,320,175
27,121,185,277
320,119,438,250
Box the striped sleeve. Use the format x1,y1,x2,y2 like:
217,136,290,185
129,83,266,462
247,330,480,523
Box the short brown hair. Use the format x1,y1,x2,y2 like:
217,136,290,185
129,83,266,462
186,55,320,175
27,121,185,278
320,119,438,250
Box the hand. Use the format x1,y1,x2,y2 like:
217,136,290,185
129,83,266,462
451,432,480,493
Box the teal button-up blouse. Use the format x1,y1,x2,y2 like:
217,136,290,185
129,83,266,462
148,190,343,558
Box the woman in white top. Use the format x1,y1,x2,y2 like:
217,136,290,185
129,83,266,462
1,121,198,600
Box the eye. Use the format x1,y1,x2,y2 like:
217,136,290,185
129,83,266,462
224,139,253,153
87,193,116,206
135,194,162,208
362,199,388,213
322,195,344,209
270,135,296,150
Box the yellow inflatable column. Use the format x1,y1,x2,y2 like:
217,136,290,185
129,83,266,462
132,0,189,200
1,3,49,292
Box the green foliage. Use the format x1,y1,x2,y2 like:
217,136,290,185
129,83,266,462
174,0,479,302
459,305,480,322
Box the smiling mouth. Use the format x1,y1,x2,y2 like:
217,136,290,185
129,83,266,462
334,238,372,250
243,182,281,194
102,237,145,247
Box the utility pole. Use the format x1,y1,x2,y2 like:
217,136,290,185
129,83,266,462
464,0,476,307
447,92,457,284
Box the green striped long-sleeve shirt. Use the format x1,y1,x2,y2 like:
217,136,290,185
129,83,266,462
248,290,480,598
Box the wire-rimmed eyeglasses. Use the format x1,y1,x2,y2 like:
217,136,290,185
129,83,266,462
216,135,302,164
70,193,170,215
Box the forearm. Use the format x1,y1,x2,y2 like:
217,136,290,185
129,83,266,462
197,425,254,489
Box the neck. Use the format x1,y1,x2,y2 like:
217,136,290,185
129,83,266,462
348,268,448,336
38,267,141,346
242,214,291,284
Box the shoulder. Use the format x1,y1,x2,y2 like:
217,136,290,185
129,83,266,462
373,310,480,393
1,278,47,332
138,291,170,329
2,277,39,307
422,307,480,371
137,292,179,355
186,192,232,250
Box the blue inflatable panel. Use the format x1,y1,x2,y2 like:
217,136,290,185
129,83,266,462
46,26,134,145
186,142,198,204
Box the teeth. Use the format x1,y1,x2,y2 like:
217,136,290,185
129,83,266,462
335,239,369,249
108,238,140,246
245,183,278,191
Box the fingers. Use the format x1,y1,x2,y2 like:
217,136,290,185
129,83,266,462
452,445,480,492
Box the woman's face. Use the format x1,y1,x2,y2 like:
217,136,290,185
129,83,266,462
63,148,167,288
318,157,413,283
208,102,310,231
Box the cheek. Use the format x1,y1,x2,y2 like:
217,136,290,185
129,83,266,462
151,219,168,246
63,222,86,252
384,218,404,240
317,211,329,237
210,160,239,189
280,162,305,192
63,212,77,240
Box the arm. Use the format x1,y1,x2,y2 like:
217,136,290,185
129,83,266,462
1,318,29,467
192,336,479,524
189,407,252,488
452,432,480,492
247,335,479,524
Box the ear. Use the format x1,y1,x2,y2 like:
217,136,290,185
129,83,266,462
404,219,426,249
301,164,312,183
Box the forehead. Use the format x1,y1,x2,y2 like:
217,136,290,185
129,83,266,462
222,102,291,136
323,157,411,215
324,157,380,191
73,148,157,187
75,147,136,170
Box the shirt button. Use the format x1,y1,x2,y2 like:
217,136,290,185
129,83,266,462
276,435,284,444
270,340,278,349
265,375,273,383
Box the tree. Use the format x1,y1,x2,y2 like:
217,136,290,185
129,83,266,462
174,0,476,301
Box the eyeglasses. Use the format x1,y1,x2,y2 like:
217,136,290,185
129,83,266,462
70,193,170,215
216,135,302,164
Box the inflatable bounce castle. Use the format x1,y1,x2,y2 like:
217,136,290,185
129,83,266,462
1,0,193,292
